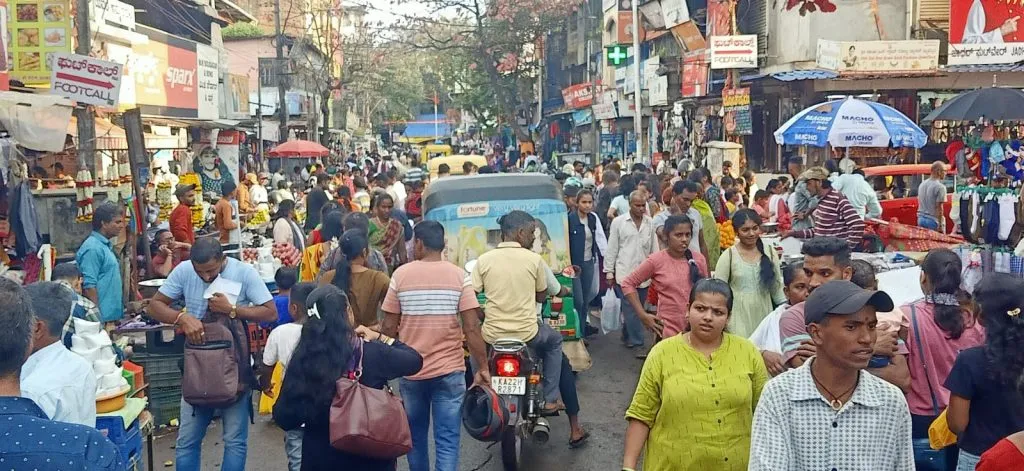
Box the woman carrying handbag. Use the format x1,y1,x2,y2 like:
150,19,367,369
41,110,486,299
274,284,423,470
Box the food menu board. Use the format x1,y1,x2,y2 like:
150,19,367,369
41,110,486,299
7,0,71,84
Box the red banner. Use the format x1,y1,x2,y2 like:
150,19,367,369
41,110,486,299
950,0,1024,43
561,83,594,109
681,51,708,98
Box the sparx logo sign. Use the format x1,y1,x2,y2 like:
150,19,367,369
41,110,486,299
166,67,195,89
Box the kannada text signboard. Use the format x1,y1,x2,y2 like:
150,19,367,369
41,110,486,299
723,87,752,136
8,0,71,84
709,35,757,69
49,52,122,107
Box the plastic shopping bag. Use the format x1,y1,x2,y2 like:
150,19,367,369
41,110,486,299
600,290,621,334
258,362,284,415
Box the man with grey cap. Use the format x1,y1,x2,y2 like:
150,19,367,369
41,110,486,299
749,280,914,471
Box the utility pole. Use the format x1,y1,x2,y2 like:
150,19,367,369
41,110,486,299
274,0,288,143
74,0,96,175
630,0,643,164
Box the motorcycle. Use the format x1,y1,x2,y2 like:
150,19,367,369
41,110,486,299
489,338,550,471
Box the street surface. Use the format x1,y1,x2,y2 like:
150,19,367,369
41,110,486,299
147,329,642,470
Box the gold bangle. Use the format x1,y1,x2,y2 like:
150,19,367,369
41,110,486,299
173,311,186,325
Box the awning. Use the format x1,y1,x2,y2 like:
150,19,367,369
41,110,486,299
403,121,451,139
68,117,187,150
941,64,1024,73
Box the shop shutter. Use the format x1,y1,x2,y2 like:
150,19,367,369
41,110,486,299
738,0,768,67
918,0,949,28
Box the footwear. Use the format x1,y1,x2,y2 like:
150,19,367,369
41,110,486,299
633,346,648,359
569,430,591,449
584,325,599,337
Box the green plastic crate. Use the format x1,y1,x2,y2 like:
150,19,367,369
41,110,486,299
476,274,582,340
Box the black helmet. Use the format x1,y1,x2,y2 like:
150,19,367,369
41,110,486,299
461,385,508,442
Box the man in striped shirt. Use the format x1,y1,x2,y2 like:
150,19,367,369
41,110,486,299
381,220,489,471
783,166,865,249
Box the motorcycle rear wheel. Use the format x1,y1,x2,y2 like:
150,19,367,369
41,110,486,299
500,424,522,471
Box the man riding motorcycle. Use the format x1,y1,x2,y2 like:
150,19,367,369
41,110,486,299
470,210,564,413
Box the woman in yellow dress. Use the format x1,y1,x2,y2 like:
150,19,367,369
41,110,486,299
622,278,768,471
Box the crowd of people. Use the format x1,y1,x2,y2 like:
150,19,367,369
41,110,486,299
0,145,1022,471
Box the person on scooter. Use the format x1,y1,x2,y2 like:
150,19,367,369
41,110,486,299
471,210,564,413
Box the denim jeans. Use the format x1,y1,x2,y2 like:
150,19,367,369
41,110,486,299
956,450,981,471
572,259,597,332
175,391,251,471
527,321,563,404
616,286,647,348
558,353,579,416
400,371,466,471
919,214,940,231
284,428,303,471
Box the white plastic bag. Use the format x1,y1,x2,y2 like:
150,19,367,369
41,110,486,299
600,290,621,334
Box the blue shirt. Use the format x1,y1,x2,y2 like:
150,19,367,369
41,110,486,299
158,258,274,319
75,231,123,322
261,294,292,329
0,396,123,470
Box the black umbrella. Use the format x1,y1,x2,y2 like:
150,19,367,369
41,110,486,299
922,88,1024,123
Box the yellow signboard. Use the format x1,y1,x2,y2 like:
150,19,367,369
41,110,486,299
8,0,72,84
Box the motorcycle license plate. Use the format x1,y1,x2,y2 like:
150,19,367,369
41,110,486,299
491,376,526,395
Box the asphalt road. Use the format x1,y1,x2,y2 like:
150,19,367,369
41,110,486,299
146,329,644,470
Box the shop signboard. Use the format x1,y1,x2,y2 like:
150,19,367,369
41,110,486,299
681,51,708,98
0,0,8,90
561,83,594,109
49,52,122,108
649,76,669,106
661,0,690,28
593,91,618,120
709,35,758,69
601,133,623,158
722,87,752,135
132,26,199,118
572,109,593,127
8,0,72,85
221,73,249,120
616,11,645,44
196,43,219,120
948,0,1024,65
816,39,939,74
91,0,134,31
670,21,705,52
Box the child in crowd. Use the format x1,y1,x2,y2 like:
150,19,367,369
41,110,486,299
749,263,809,376
260,282,318,471
849,259,908,368
265,267,299,329
752,190,771,220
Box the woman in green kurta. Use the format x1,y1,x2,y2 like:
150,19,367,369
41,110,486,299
714,209,786,337
622,279,768,471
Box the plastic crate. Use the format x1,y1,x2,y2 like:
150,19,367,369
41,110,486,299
130,353,181,389
115,424,142,465
96,416,139,445
150,394,181,426
121,370,136,395
135,330,184,355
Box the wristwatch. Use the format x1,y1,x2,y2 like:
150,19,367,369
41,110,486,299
229,304,237,319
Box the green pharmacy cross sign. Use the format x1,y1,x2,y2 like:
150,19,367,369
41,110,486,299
606,46,629,66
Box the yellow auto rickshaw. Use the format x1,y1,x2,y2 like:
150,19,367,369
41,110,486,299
419,143,453,161
427,154,488,180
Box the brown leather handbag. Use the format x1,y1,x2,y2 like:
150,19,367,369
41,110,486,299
329,341,412,459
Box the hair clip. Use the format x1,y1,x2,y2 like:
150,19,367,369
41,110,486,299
1008,308,1021,318
308,304,322,320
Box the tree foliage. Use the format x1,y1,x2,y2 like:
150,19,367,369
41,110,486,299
398,0,578,139
221,22,265,39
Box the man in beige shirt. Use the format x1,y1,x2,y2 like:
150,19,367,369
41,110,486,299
471,210,563,411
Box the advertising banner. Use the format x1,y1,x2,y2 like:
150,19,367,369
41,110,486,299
681,51,709,98
132,26,199,118
616,11,645,44
561,83,594,109
723,87,752,135
196,43,219,119
593,91,618,120
661,0,690,28
947,0,1024,64
49,52,122,107
710,35,758,69
222,73,249,120
8,0,71,84
670,21,705,52
816,39,940,74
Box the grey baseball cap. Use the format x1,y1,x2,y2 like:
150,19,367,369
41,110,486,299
804,280,894,325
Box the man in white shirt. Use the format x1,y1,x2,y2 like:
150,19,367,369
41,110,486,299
20,282,97,426
605,191,659,356
832,169,882,220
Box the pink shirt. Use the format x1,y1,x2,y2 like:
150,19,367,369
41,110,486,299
902,300,986,416
621,250,709,337
382,260,480,381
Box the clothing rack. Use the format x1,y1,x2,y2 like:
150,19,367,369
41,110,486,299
955,185,1017,196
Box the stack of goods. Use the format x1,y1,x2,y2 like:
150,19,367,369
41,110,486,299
272,242,301,267
718,220,735,249
69,318,129,411
246,207,271,229
154,179,174,221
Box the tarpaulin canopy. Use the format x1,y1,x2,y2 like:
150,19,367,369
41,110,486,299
266,139,330,157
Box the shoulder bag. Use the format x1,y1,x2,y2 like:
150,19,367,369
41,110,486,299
329,341,412,459
909,304,950,471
